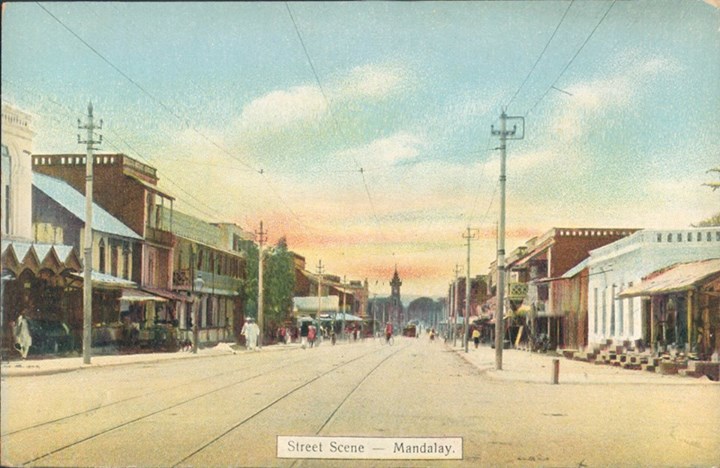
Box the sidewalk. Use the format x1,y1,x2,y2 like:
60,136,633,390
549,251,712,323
448,342,718,386
0,341,303,377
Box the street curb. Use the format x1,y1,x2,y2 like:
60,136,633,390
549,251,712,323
1,343,304,378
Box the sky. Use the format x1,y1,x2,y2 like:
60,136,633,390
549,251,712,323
2,1,719,299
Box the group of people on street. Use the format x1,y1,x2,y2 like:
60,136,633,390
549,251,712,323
240,318,260,351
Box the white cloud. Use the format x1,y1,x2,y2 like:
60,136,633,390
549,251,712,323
333,63,409,101
237,85,328,131
338,132,426,167
547,54,679,140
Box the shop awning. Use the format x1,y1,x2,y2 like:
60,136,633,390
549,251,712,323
141,287,191,302
121,288,167,302
69,271,136,289
620,258,720,298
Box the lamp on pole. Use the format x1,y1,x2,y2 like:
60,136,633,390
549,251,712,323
192,273,204,354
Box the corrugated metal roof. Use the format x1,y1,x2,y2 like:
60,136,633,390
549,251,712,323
620,258,720,297
69,270,137,288
1,240,78,264
33,172,141,240
562,258,590,279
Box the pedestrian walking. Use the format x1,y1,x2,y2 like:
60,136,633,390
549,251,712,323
472,327,480,349
300,320,309,349
13,312,32,359
308,325,317,348
241,318,259,351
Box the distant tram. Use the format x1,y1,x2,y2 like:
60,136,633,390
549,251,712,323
402,323,417,338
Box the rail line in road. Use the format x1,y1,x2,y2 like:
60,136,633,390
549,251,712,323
7,341,408,467
173,343,407,467
2,350,309,438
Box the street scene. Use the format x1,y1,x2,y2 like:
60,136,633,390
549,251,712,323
2,1,719,467
2,337,719,467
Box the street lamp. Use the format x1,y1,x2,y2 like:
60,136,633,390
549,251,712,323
192,273,204,354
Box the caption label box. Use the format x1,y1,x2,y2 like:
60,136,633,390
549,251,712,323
277,436,463,460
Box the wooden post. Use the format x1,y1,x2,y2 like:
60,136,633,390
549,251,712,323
552,358,560,384
686,290,693,353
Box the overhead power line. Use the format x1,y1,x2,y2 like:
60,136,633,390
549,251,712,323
525,0,617,117
285,2,387,238
505,0,575,109
33,2,325,237
35,1,259,174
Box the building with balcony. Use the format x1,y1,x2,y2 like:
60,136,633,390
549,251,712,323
586,227,720,352
1,104,84,358
507,227,638,349
157,206,246,346
32,153,176,291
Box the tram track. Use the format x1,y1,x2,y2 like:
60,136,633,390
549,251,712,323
2,349,310,438
10,342,407,467
175,342,408,467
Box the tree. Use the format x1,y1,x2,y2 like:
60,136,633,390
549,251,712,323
238,240,259,320
694,167,720,227
263,237,296,337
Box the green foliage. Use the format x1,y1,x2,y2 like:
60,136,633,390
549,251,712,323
694,212,720,227
263,237,296,332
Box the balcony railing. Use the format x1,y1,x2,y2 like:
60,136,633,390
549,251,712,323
173,269,243,295
145,226,175,247
507,282,528,301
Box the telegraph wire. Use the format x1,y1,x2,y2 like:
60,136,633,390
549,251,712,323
34,2,259,174
2,80,232,223
33,1,324,237
525,0,617,117
285,2,386,235
505,0,575,109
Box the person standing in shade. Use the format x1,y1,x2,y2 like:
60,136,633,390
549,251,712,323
13,312,32,359
300,320,309,349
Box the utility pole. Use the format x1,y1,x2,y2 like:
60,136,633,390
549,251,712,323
463,227,479,353
255,221,267,348
491,110,524,370
341,275,347,340
316,259,324,325
77,102,102,365
453,264,462,347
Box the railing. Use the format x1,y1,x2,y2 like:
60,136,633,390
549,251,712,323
173,269,243,294
507,282,528,300
145,226,175,247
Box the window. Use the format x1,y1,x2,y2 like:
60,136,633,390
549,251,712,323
618,287,624,336
687,232,692,242
111,243,119,277
657,233,662,242
1,144,11,234
628,289,634,337
697,232,702,242
602,288,607,335
98,239,106,273
593,288,598,334
610,285,616,336
122,243,130,279
667,233,673,242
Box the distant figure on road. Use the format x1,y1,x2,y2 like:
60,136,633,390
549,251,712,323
308,325,317,348
300,321,309,349
472,328,481,349
430,328,436,342
13,312,32,359
241,318,259,351
385,322,393,344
